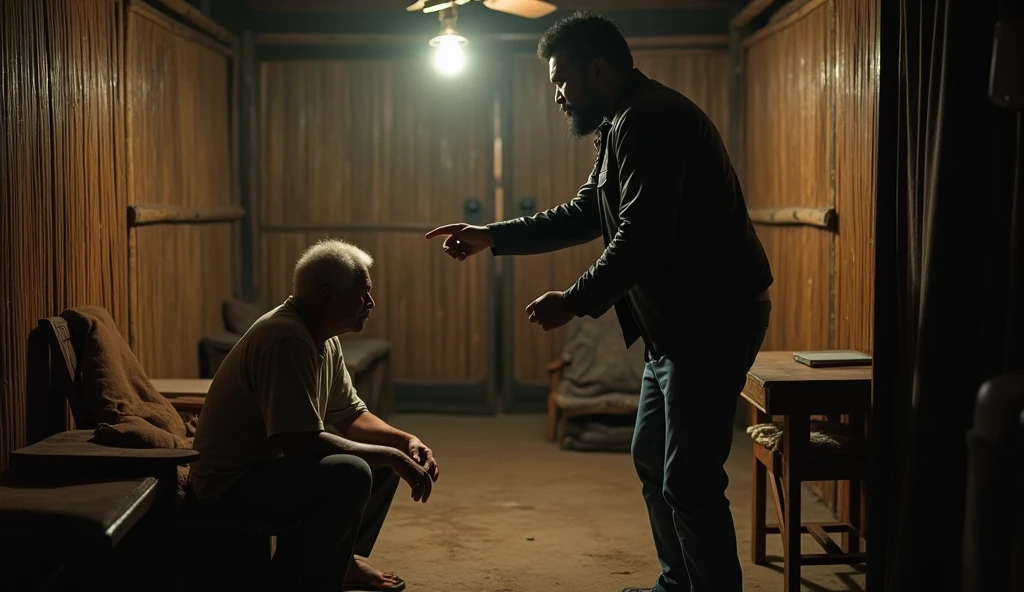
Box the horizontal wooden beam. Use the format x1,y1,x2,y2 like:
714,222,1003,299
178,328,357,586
129,1,235,57
748,206,837,230
730,0,775,29
245,0,730,12
262,222,438,233
256,33,419,46
155,0,237,47
254,32,729,48
742,0,825,48
493,33,730,47
128,204,246,226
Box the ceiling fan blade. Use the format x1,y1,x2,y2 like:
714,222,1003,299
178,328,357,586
408,0,472,12
482,0,558,19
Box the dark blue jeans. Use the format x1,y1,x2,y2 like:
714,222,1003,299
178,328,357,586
632,300,771,592
213,454,400,589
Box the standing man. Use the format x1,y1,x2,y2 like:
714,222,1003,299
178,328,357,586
426,11,772,592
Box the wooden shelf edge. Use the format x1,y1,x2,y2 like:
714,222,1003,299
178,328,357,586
748,206,838,230
154,0,237,48
128,204,245,227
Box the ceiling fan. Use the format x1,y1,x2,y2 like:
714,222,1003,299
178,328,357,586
406,0,558,19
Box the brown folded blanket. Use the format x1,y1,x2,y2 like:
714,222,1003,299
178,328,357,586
61,306,191,450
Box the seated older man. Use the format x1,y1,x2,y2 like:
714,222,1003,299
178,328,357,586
191,238,438,592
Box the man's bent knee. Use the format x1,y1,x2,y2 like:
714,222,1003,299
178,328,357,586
373,465,400,491
631,432,662,484
319,454,374,499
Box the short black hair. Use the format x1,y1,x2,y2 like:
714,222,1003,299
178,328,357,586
537,11,633,73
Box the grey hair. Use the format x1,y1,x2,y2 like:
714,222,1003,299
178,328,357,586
293,238,374,296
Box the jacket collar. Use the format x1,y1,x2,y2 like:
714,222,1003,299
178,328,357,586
595,68,649,147
607,68,650,127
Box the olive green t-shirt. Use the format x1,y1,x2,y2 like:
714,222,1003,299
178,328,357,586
190,297,367,505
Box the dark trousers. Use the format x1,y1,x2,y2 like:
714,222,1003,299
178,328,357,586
632,300,771,592
215,454,400,589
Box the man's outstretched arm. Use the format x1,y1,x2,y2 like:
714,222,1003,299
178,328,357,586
485,180,603,256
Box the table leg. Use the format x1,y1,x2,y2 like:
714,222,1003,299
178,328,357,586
783,414,809,592
843,411,866,552
844,478,862,553
750,404,768,564
152,467,181,592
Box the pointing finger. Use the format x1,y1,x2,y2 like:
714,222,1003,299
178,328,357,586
425,223,465,239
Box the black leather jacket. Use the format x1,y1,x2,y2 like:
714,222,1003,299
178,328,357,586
489,69,773,358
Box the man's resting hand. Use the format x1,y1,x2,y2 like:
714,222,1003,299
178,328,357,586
390,452,434,503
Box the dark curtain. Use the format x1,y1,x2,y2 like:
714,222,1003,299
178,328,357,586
870,0,1023,591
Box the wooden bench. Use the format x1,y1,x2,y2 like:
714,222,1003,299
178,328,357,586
1,472,160,591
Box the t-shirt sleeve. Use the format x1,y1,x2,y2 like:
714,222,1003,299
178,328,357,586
252,336,324,437
324,340,368,426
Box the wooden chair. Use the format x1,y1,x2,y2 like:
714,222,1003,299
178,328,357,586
544,314,644,444
746,415,868,582
546,358,639,443
21,313,296,589
26,316,204,434
17,315,198,592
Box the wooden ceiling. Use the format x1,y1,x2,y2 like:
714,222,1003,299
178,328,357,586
243,0,737,12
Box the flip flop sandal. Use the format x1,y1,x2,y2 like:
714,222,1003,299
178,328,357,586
343,577,407,592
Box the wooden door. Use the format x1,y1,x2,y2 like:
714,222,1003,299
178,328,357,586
258,56,498,413
503,48,733,410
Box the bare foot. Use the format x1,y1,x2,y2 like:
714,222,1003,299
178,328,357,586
345,555,403,589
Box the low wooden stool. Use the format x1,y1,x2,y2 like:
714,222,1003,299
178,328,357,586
178,489,299,589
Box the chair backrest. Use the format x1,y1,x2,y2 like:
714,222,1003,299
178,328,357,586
559,313,646,397
25,316,98,443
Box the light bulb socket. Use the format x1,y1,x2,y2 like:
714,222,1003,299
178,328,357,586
429,33,468,47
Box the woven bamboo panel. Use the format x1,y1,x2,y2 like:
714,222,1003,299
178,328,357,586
1,0,127,470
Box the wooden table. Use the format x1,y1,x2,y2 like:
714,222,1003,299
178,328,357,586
741,351,872,592
150,378,212,413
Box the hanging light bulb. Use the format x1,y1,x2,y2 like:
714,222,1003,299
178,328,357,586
429,8,468,76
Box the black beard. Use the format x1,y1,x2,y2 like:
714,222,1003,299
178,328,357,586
564,102,603,138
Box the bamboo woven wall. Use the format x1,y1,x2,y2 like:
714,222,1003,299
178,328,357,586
509,47,733,385
1,0,239,470
257,58,494,383
1,0,127,470
742,0,878,513
126,4,238,378
744,0,833,352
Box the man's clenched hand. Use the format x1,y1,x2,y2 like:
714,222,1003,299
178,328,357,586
407,436,439,481
526,290,574,331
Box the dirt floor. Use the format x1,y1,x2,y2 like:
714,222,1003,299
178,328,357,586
367,414,865,592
